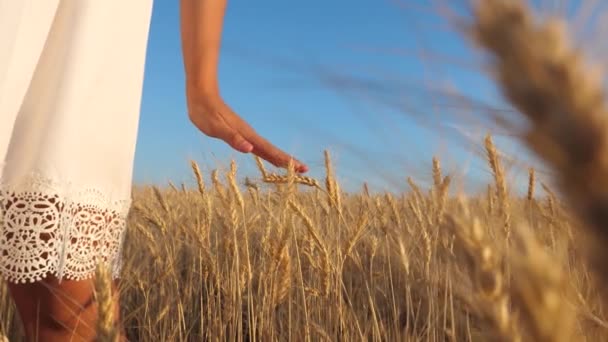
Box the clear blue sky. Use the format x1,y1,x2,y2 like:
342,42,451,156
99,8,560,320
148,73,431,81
134,0,558,193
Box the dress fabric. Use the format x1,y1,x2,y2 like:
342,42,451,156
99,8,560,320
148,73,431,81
0,0,153,283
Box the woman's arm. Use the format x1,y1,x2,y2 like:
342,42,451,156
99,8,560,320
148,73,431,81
179,0,307,173
180,0,225,96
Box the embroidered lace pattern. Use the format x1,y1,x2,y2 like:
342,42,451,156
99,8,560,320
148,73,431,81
0,173,131,283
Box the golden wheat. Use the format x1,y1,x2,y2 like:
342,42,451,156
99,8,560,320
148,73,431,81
95,263,119,342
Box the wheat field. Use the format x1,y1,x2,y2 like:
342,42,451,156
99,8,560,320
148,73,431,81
3,0,608,341
2,146,606,341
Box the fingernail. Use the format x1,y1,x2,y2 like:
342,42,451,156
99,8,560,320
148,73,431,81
238,140,254,153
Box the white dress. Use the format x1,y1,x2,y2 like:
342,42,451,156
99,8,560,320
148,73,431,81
0,0,153,283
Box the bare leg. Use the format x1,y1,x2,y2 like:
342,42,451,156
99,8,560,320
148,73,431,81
7,275,124,341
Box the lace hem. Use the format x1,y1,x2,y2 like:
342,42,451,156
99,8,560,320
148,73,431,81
0,172,131,283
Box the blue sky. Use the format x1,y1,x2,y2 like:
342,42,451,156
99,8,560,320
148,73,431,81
134,0,554,193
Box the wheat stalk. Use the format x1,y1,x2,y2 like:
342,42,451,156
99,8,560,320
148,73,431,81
152,186,170,214
262,173,321,189
324,150,342,212
95,263,118,342
432,156,443,189
527,168,536,201
509,224,574,342
485,134,511,239
445,212,519,342
190,160,206,196
227,160,245,211
211,168,229,207
487,184,495,214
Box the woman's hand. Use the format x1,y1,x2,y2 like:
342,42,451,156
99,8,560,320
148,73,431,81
187,91,308,173
180,0,307,173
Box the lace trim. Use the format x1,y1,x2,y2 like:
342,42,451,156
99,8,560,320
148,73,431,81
0,172,131,283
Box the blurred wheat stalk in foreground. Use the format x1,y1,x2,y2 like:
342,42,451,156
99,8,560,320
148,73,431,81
471,0,608,305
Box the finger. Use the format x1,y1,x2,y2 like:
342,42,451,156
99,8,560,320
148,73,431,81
203,117,254,153
225,130,254,153
234,122,298,167
246,133,308,172
222,107,308,172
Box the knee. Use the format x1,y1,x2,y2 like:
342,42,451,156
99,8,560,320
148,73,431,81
41,288,96,333
9,276,98,337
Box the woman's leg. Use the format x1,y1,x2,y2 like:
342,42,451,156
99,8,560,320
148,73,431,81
7,276,122,341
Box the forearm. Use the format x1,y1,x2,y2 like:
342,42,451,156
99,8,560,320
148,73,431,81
180,0,227,96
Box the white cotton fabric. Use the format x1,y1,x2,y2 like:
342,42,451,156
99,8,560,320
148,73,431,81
0,0,153,283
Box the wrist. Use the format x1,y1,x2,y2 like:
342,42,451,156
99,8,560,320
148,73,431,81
186,79,220,100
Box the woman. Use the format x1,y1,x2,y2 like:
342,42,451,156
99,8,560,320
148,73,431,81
0,0,307,340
